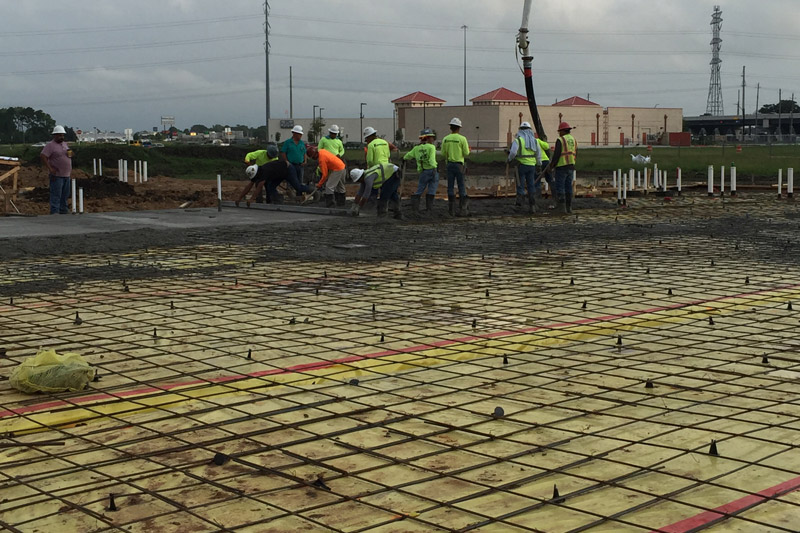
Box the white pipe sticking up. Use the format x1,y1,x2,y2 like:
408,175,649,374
730,165,737,196
71,179,77,213
78,188,84,214
143,161,148,182
617,172,622,204
789,168,794,198
118,159,122,181
629,169,634,192
662,170,668,192
708,165,714,196
93,159,97,176
637,171,641,189
123,160,128,183
677,167,682,194
622,174,628,205
654,164,659,189
134,160,139,183
644,168,649,192
778,169,783,198
612,170,617,188
99,159,102,177
720,166,725,195
217,174,222,201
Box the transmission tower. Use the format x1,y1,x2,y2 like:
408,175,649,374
705,6,724,115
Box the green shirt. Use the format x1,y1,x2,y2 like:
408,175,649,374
403,143,437,172
245,150,278,166
441,133,470,163
281,138,306,164
366,138,390,167
318,136,344,157
536,138,551,162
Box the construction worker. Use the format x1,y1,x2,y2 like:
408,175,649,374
535,132,555,209
544,121,578,214
235,144,279,205
403,128,438,214
235,159,291,207
349,162,401,218
507,121,542,214
306,146,347,207
441,117,470,216
280,125,315,197
364,126,390,167
318,125,345,158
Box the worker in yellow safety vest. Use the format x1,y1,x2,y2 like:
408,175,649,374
507,121,542,214
441,117,471,216
544,121,578,214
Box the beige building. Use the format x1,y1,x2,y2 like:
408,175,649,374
394,88,682,148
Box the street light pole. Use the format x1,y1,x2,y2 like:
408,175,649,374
312,105,319,141
461,25,468,106
360,102,367,141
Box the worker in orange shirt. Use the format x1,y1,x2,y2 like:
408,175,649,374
307,146,347,207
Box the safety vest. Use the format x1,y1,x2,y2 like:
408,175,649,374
366,162,396,189
556,134,577,167
537,138,550,162
516,136,538,165
367,138,390,167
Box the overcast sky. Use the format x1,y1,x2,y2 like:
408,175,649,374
3,0,798,132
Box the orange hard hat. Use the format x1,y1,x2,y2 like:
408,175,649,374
557,121,572,131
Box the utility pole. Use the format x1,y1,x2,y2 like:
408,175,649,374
461,25,468,106
264,1,271,142
778,88,782,138
741,66,746,140
289,66,293,119
792,93,796,136
360,102,366,141
755,82,760,137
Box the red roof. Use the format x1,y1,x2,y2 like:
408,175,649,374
470,87,526,103
553,96,600,107
391,91,446,104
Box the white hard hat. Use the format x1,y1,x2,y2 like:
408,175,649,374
328,124,340,134
449,117,462,127
245,164,258,179
291,125,304,135
350,168,365,182
363,126,377,138
52,125,66,135
520,121,532,129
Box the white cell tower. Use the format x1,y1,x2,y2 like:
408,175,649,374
705,6,724,116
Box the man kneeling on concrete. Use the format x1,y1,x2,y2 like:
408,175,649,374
349,162,401,218
306,146,347,208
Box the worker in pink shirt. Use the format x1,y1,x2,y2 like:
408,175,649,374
40,125,73,214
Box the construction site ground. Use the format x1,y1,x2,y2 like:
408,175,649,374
2,191,800,533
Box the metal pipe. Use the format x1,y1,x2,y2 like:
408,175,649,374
78,188,84,214
720,166,725,195
677,167,682,195
71,179,77,213
788,168,794,198
778,169,783,198
708,165,714,197
730,165,737,196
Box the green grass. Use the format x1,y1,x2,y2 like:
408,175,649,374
5,143,797,179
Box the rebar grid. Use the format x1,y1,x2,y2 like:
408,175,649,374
2,197,800,532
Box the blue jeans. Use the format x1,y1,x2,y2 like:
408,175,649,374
446,162,466,198
49,175,71,214
415,169,439,196
379,175,400,203
554,166,574,200
515,164,537,196
287,163,312,194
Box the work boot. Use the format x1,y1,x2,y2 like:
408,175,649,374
556,196,565,214
458,196,470,217
334,192,346,207
515,194,524,207
528,196,537,215
324,194,335,208
377,200,388,217
425,194,435,213
349,203,360,216
390,199,403,220
448,195,456,216
410,194,421,214
565,195,573,214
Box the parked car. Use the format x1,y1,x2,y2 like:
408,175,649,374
31,142,47,147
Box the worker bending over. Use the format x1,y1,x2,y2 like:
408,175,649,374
235,144,279,206
307,146,347,208
441,117,470,216
349,162,401,218
507,121,542,214
236,159,292,207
